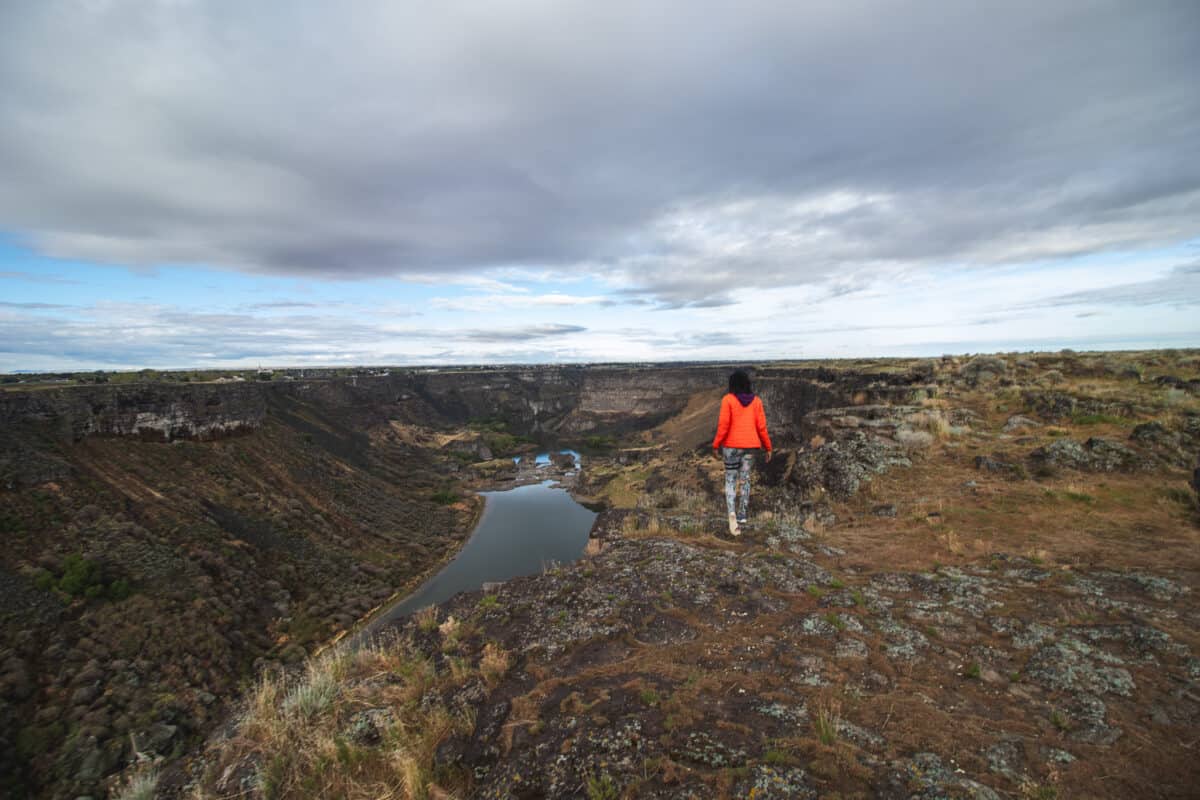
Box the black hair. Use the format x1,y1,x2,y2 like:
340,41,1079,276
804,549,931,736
728,370,752,394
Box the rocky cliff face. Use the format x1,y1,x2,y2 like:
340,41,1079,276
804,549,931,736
0,365,934,448
0,384,266,443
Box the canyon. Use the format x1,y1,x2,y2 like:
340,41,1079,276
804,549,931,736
1,353,1198,799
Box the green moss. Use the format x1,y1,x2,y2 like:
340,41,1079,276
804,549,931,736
763,748,790,766
0,511,24,535
1162,487,1196,507
56,553,110,598
1072,413,1131,426
16,721,64,760
585,771,619,800
468,417,509,433
31,568,55,592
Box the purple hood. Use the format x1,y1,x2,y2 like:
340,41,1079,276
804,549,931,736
734,392,756,407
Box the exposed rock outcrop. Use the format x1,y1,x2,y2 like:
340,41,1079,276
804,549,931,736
1030,437,1153,473
789,431,912,499
0,383,266,442
959,355,1009,385
1021,390,1141,423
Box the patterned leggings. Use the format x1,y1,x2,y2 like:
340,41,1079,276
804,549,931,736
722,447,756,520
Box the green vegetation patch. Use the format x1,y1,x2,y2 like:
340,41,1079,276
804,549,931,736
586,771,620,800
36,553,133,601
1071,413,1133,427
481,431,534,456
468,416,510,433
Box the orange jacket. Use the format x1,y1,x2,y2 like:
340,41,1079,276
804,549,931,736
712,393,772,451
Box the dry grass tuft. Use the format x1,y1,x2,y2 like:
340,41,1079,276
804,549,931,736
414,605,439,633
621,512,665,538
907,410,953,439
813,696,842,746
112,765,159,800
194,637,476,800
941,528,965,556
480,642,513,688
437,614,460,640
896,429,934,453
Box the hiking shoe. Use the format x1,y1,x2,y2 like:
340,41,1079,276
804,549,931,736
736,515,748,525
728,513,740,536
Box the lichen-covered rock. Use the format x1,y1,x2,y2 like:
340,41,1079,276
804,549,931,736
894,752,1003,799
789,431,911,499
1131,420,1200,468
1003,414,1041,432
960,356,1009,385
1064,693,1123,745
984,738,1027,784
1025,638,1135,696
1021,390,1139,423
670,730,748,767
735,765,817,799
1030,437,1152,472
974,455,1024,479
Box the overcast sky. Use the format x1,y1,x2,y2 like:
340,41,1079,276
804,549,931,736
2,0,1198,371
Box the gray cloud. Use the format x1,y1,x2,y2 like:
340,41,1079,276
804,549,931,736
1031,261,1200,309
462,324,586,342
0,270,80,285
240,301,323,311
0,303,587,369
0,301,72,309
0,1,1198,304
616,329,746,352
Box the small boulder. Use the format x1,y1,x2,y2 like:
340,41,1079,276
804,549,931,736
344,707,395,746
974,455,1025,479
135,722,179,755
71,684,100,707
1003,415,1041,433
960,356,1008,385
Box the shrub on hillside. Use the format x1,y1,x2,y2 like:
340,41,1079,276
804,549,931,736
896,429,934,453
37,553,133,601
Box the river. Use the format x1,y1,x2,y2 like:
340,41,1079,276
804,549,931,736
356,454,597,642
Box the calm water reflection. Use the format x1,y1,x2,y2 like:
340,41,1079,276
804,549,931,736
360,476,596,638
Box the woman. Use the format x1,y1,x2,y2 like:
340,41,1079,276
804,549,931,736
712,370,772,535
